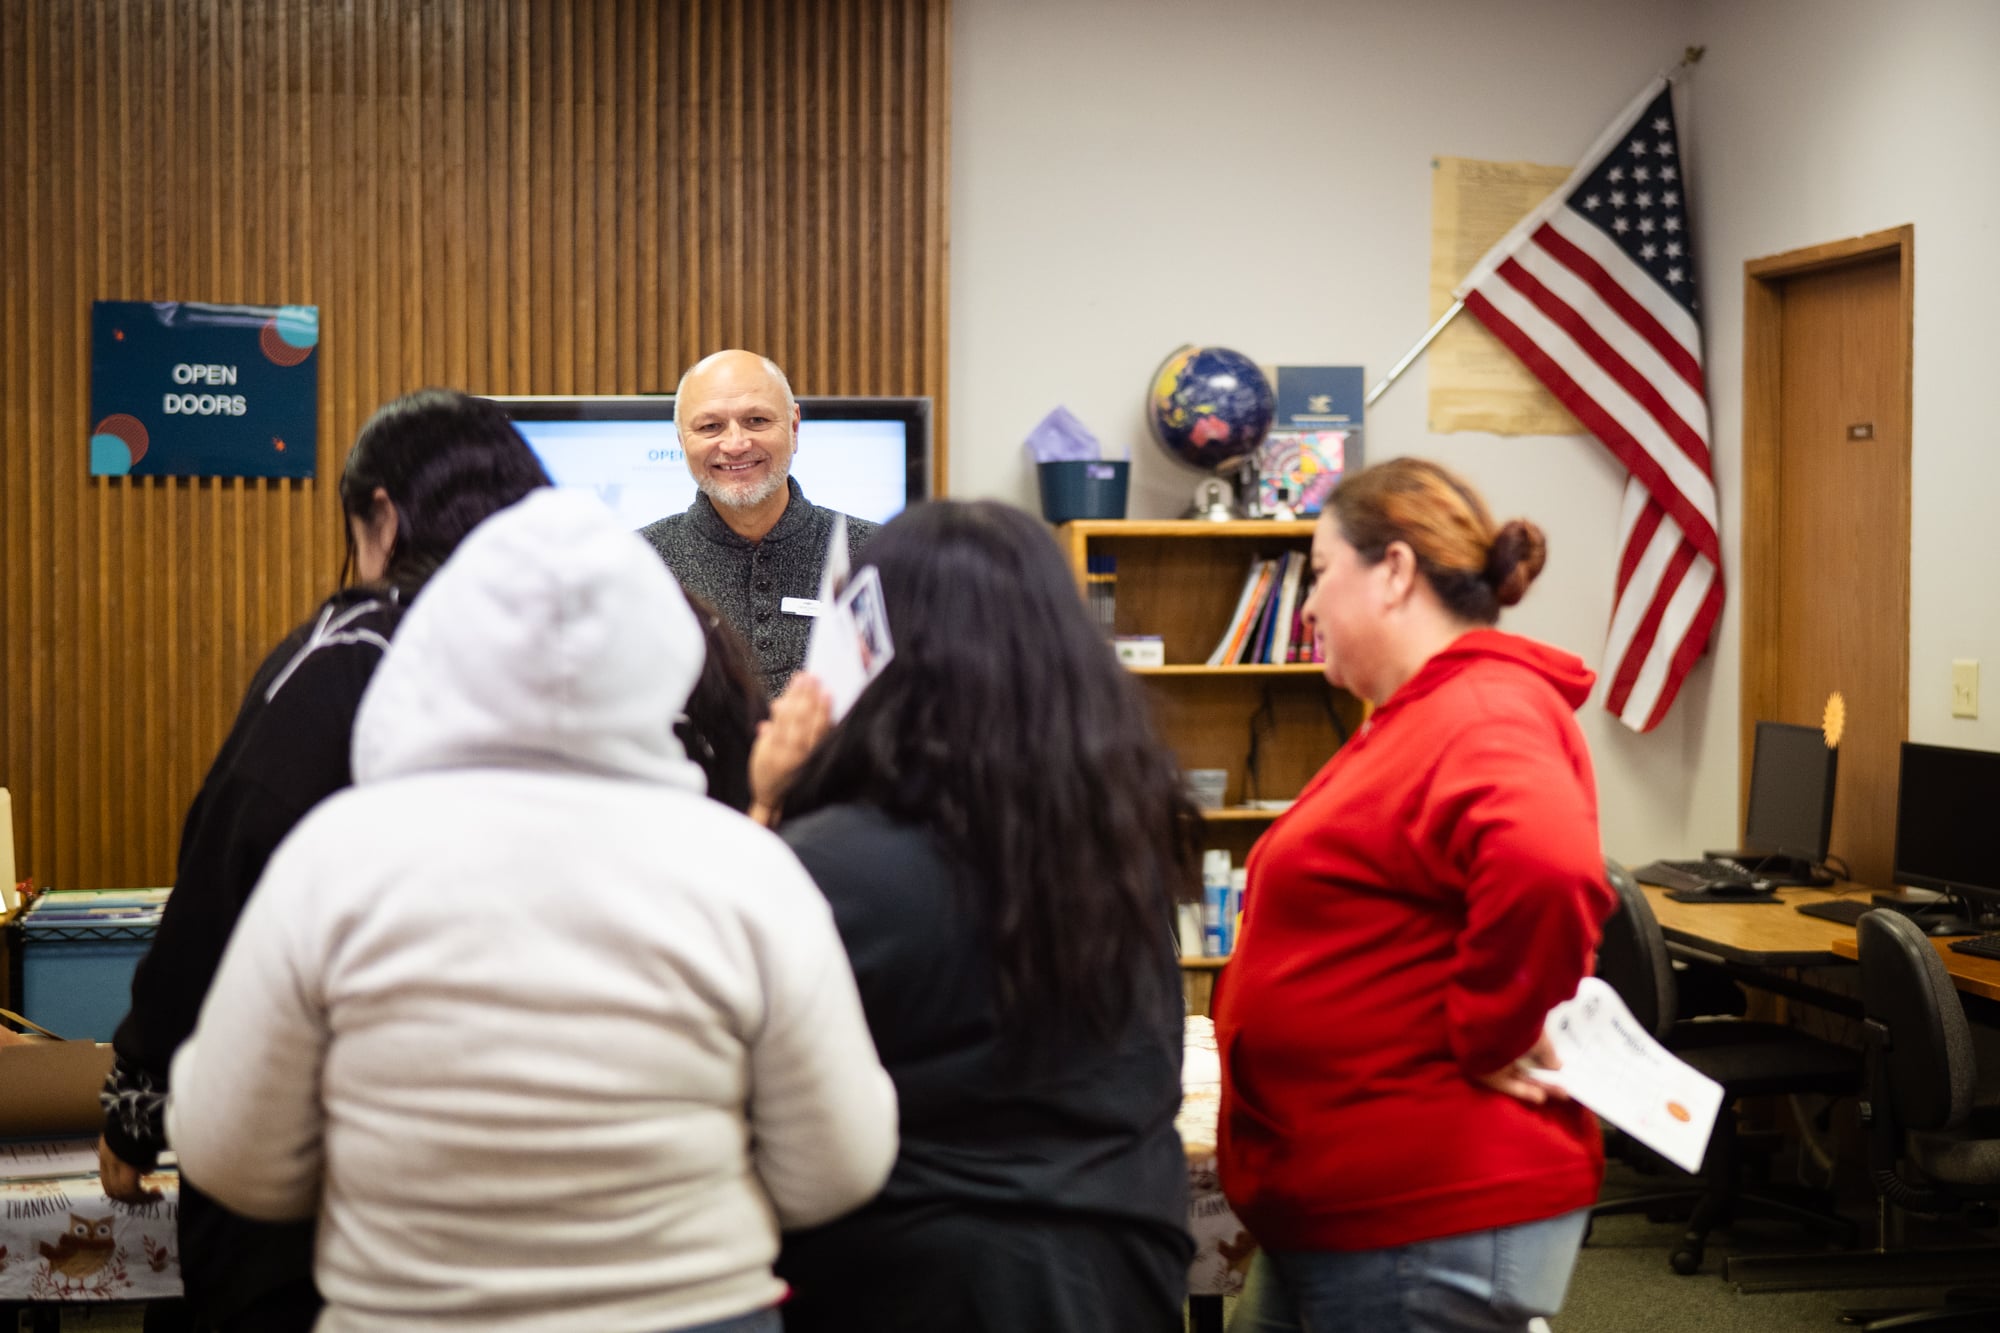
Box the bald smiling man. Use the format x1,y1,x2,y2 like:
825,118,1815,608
640,350,879,697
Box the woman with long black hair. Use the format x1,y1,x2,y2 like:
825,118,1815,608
765,499,1200,1333
97,389,550,1332
676,591,769,814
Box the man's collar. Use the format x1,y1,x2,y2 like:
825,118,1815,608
686,476,813,548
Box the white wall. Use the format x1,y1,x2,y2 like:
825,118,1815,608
1688,0,2000,790
950,0,1707,861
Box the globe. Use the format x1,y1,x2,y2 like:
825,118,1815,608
1146,345,1276,473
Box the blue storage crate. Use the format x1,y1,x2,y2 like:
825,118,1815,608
19,892,163,1041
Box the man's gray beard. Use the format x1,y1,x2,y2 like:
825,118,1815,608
698,461,790,513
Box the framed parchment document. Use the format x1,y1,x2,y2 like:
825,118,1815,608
1428,157,1583,436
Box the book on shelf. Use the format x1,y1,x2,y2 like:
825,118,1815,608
1255,365,1365,517
1237,562,1277,665
1275,365,1364,429
1249,553,1295,664
1207,558,1274,666
1286,572,1321,663
1207,553,1326,666
1204,563,1246,666
1267,553,1306,665
1234,561,1280,664
1254,429,1353,517
1085,555,1118,635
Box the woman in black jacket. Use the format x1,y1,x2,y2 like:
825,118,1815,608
96,389,548,1333
766,499,1201,1333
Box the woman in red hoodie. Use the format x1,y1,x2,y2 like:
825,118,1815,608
1216,458,1617,1333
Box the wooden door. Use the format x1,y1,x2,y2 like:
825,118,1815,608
1742,229,1913,889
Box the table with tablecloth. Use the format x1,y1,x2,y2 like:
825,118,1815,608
1182,1015,1254,1300
2,1037,1243,1309
0,1137,179,1304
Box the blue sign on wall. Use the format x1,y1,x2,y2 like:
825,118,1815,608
90,301,319,478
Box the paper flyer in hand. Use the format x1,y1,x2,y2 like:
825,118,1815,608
801,517,894,720
1527,976,1724,1174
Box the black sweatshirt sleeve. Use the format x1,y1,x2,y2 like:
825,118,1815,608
100,602,393,1168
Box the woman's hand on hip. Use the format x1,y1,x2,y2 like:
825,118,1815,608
1474,1031,1570,1107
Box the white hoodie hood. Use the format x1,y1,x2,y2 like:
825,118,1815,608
353,488,706,793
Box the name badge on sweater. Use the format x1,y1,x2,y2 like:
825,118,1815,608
781,597,825,618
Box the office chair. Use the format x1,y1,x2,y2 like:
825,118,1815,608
1589,860,1861,1274
1834,909,2000,1330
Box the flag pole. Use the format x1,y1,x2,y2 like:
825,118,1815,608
1365,46,1702,412
1364,300,1462,408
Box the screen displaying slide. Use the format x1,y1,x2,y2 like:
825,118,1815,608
514,417,911,530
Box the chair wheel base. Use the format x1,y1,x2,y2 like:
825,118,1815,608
1670,1244,1704,1275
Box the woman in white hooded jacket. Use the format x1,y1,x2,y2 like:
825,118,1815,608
167,489,897,1333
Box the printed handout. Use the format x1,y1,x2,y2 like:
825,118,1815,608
1528,976,1724,1174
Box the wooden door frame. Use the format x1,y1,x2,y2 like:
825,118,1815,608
1738,225,1914,802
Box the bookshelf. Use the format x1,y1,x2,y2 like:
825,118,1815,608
1059,520,1365,1007
1130,664,1325,677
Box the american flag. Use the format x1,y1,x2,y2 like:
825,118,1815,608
1454,78,1720,733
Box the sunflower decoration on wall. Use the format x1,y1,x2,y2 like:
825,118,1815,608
1823,691,1846,749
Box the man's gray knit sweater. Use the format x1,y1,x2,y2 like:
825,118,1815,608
640,478,880,698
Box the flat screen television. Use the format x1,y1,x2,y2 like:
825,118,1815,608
490,395,932,532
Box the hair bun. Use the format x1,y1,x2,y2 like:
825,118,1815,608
1484,519,1547,607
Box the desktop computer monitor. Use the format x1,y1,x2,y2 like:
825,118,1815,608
1742,720,1840,863
1892,742,2000,924
493,395,932,532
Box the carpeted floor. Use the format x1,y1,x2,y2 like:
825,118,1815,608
1553,1158,1998,1333
1189,1155,2000,1333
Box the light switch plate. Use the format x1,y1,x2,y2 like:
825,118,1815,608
1952,659,1979,719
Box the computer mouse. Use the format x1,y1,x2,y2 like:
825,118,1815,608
1704,877,1777,899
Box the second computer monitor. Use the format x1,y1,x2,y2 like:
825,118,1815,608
1892,742,2000,910
1743,720,1839,862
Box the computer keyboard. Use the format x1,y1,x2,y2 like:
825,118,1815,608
1632,858,1751,893
1948,934,2000,962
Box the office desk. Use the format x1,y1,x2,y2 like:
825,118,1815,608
1642,883,1862,965
1640,883,1866,1017
1829,932,2000,1003
1642,883,2000,1021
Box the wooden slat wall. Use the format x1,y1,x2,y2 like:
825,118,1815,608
0,0,952,892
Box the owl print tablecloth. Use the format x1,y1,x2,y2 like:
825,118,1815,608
0,1037,1237,1305
1181,1016,1253,1298
0,1138,179,1301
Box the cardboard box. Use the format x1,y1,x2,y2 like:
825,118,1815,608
0,1009,114,1137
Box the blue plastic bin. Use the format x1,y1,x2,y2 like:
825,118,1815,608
20,898,160,1041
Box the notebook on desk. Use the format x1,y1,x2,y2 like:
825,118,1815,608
1633,720,1838,895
